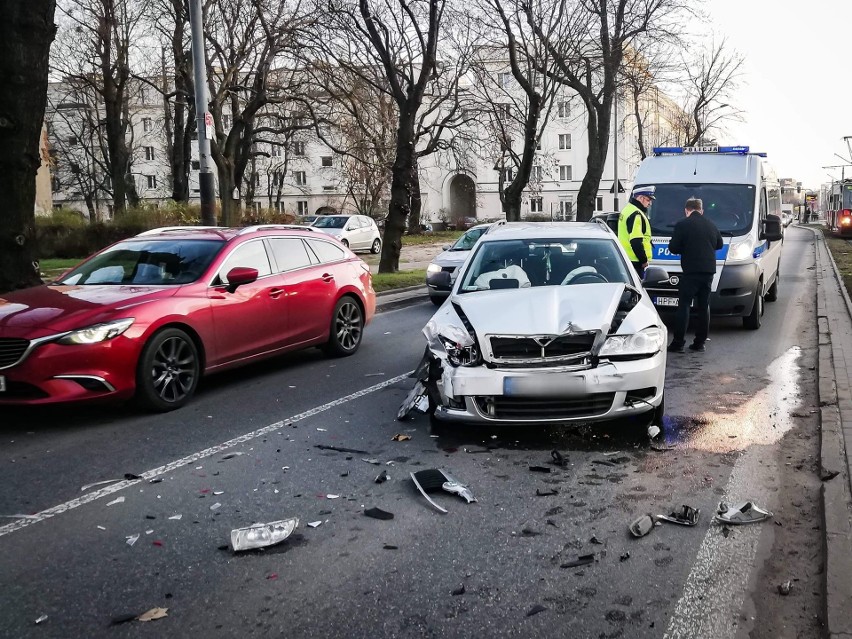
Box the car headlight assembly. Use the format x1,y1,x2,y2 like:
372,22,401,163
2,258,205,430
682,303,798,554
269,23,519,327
727,240,753,262
439,336,482,367
599,327,664,359
57,318,135,345
426,263,442,275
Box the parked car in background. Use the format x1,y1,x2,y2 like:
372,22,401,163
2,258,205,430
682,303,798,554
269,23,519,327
312,214,382,253
0,225,376,411
591,211,620,234
296,215,319,226
425,223,496,306
446,216,479,231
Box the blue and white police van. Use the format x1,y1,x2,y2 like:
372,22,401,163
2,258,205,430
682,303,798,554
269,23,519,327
634,145,784,330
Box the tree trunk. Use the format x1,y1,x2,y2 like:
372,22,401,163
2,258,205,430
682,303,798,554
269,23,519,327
0,0,56,293
575,99,611,221
378,121,415,273
632,85,647,160
406,167,422,234
217,163,240,225
503,185,523,221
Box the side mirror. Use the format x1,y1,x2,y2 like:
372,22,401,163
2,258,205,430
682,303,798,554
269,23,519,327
642,266,670,286
442,244,451,251
225,266,258,293
762,214,783,242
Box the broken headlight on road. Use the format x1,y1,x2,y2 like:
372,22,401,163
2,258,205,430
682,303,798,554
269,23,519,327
598,327,664,359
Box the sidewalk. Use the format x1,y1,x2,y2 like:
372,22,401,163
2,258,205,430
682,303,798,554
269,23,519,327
813,229,852,639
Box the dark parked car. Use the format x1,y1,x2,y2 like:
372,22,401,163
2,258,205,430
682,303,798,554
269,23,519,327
0,225,376,411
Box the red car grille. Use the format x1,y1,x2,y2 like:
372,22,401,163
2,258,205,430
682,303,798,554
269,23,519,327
0,338,30,368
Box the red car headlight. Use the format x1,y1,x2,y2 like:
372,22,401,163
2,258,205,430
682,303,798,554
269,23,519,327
56,318,135,345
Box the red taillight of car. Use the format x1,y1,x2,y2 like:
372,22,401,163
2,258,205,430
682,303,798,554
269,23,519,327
841,210,852,226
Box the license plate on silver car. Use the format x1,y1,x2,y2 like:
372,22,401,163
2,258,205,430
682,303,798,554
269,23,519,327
0,376,5,392
654,296,679,307
503,375,585,397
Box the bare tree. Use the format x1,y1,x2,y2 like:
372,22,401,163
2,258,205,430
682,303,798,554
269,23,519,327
676,38,744,147
52,0,145,214
524,0,686,220
308,0,476,272
201,0,313,225
468,0,561,221
0,0,57,292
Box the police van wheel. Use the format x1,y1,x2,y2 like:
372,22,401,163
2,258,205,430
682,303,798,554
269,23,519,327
743,289,763,330
765,275,779,302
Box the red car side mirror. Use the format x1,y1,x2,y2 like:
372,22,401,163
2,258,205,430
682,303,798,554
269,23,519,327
225,266,258,293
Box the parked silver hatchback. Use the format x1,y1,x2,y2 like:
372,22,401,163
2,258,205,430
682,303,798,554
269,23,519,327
312,215,382,253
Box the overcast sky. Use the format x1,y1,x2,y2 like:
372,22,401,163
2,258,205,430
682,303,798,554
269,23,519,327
704,0,850,189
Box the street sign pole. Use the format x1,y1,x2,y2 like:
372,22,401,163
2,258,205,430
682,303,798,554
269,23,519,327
188,0,217,225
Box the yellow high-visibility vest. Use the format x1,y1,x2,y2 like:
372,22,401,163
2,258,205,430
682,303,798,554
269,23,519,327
617,202,652,263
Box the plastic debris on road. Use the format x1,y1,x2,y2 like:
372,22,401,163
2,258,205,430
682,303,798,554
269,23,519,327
397,380,429,420
125,534,140,547
315,444,370,454
550,450,568,467
392,434,411,442
778,579,793,595
528,466,551,474
230,517,299,552
307,521,322,528
326,494,340,499
410,469,476,514
715,501,773,525
137,607,168,622
168,515,182,520
629,514,655,538
220,452,243,461
657,505,701,526
560,554,596,568
375,470,389,484
362,458,380,465
34,615,48,624
106,496,125,506
364,507,394,520
210,503,222,511
648,424,661,439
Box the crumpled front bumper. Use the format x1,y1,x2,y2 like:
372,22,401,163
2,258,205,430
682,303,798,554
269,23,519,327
433,351,666,424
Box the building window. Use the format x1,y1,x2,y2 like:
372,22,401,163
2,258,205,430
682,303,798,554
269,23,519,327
530,197,543,213
191,161,200,171
558,133,572,150
142,118,153,133
51,176,61,191
596,196,603,210
322,185,335,191
292,141,305,156
67,136,79,146
496,103,512,119
501,167,514,183
252,201,261,213
144,146,155,161
139,87,148,104
252,172,260,187
536,138,542,151
271,145,283,158
497,72,512,88
559,165,572,181
559,200,574,221
557,101,570,119
297,200,308,215
321,156,333,167
146,175,157,189
294,171,306,186
272,171,284,188
222,115,232,130
531,165,543,181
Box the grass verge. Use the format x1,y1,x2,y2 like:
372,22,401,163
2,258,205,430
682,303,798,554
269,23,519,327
372,269,426,292
402,231,461,246
39,258,82,280
825,233,852,297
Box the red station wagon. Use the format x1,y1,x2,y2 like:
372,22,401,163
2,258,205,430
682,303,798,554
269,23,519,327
0,225,376,411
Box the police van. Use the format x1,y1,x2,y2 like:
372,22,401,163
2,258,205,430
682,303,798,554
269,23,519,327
634,145,784,330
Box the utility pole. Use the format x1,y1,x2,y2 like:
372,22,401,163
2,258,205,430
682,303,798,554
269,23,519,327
188,0,216,225
612,94,619,211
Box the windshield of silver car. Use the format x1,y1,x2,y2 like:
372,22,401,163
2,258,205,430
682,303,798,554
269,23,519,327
56,239,225,286
458,238,632,291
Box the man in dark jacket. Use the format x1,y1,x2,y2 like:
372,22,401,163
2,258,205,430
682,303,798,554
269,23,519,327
667,197,724,353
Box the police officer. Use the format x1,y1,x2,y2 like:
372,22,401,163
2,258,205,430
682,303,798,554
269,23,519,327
618,186,655,278
667,197,723,353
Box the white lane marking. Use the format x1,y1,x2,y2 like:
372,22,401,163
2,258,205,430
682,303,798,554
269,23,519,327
0,371,412,538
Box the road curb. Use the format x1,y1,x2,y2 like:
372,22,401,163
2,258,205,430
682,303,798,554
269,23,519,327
375,285,427,310
812,228,852,638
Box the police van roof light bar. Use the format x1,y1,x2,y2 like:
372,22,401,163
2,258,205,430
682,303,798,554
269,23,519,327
652,145,763,156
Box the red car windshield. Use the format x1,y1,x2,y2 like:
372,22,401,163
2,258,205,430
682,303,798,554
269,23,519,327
55,239,225,286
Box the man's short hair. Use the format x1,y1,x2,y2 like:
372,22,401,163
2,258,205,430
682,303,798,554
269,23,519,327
685,198,703,212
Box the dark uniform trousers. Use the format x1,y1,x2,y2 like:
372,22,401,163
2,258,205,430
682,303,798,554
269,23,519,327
673,272,714,347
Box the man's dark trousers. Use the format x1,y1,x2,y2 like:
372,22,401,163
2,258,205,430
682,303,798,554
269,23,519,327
672,272,714,347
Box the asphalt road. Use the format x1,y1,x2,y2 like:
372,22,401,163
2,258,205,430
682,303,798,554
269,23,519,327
0,227,824,638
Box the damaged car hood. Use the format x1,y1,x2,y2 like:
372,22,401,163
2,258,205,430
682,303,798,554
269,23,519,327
436,284,629,337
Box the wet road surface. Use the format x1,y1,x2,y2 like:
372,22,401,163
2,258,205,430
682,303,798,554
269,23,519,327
0,227,823,638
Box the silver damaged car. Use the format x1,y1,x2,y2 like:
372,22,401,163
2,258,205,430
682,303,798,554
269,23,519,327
400,222,669,426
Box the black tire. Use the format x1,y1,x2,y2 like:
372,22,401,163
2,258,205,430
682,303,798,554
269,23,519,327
429,295,444,306
323,296,364,357
765,274,779,302
136,328,200,412
370,238,381,254
743,287,764,330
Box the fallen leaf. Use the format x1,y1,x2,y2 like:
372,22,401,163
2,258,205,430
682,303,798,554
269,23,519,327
137,607,168,622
